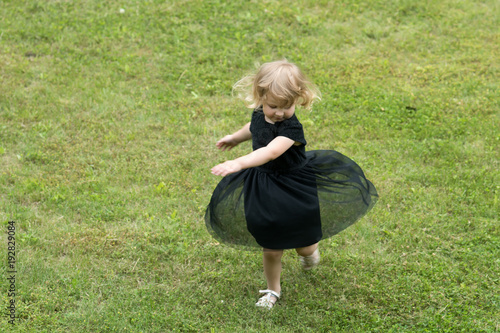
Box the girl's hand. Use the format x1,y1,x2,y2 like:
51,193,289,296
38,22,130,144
211,160,242,176
216,135,239,151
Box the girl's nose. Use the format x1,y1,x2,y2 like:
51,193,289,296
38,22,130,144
276,110,284,116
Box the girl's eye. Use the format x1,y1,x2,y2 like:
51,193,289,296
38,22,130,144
269,105,277,109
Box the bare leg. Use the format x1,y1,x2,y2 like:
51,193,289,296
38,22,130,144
262,248,283,294
296,242,320,270
295,242,319,257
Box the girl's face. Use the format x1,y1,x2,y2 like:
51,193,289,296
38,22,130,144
262,101,296,124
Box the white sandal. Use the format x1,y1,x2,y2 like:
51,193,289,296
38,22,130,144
255,289,280,309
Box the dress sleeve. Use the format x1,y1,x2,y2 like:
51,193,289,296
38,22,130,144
278,115,307,146
249,109,262,136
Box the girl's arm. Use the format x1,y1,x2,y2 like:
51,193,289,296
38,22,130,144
211,136,295,176
216,122,251,151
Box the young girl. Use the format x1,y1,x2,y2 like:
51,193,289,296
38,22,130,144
205,59,377,309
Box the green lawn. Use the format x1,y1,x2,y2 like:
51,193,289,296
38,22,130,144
1,0,498,332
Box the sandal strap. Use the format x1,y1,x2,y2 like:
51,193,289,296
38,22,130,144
258,289,280,299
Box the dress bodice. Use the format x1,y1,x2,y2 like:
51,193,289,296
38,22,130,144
249,107,308,172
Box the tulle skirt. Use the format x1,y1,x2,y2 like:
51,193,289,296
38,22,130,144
205,150,378,250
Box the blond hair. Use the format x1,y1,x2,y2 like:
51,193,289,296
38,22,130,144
233,59,320,109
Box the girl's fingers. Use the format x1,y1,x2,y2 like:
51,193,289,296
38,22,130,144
211,164,223,175
211,167,226,176
216,136,236,151
211,163,233,176
216,143,233,151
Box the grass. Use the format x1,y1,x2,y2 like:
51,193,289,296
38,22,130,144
0,0,498,331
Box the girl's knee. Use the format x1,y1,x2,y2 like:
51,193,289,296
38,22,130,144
263,249,283,260
295,243,318,257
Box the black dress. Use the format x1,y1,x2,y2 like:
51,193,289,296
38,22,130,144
205,107,378,250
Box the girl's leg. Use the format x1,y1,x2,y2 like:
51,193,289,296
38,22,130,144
295,242,319,257
296,242,320,270
262,248,283,293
